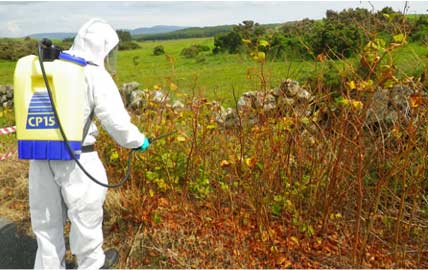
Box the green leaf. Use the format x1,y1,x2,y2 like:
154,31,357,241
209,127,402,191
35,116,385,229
146,171,159,181
258,39,269,47
153,212,161,224
393,33,405,43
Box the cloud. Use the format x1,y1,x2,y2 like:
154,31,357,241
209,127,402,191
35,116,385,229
0,1,40,5
6,21,21,35
0,1,426,37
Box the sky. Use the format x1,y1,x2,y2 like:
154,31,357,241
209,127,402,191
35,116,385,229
0,1,427,37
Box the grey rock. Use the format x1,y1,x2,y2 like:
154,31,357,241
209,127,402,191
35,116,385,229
279,79,302,97
120,82,140,105
172,100,185,112
6,100,13,108
129,90,147,109
366,84,416,125
152,90,170,103
0,86,6,95
122,82,140,92
237,91,276,113
215,107,238,128
6,89,13,99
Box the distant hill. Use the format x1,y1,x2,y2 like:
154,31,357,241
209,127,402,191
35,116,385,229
130,25,188,35
135,25,235,41
28,32,76,40
135,23,282,41
28,23,282,41
28,25,189,40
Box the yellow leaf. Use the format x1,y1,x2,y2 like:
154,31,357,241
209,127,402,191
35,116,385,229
392,127,402,139
359,79,374,92
351,100,363,110
245,157,257,168
153,84,161,90
277,256,292,268
220,160,231,168
410,94,423,108
149,189,155,197
207,124,217,130
290,236,299,245
347,80,356,90
261,230,269,242
110,150,119,161
300,117,310,125
258,39,269,47
176,135,186,142
170,82,178,91
393,33,405,43
0,111,3,118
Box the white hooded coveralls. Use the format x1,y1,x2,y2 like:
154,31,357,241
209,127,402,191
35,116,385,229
29,18,146,269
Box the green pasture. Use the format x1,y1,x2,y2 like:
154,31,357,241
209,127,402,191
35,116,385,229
116,37,309,104
116,38,428,104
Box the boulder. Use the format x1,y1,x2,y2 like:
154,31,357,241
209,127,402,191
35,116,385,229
122,82,140,93
275,80,313,118
6,88,13,99
215,107,238,128
0,86,7,95
129,90,147,109
152,90,170,104
366,84,415,125
120,82,140,105
237,91,276,113
172,100,185,112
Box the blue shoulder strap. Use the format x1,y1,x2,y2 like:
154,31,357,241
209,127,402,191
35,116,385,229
58,52,87,66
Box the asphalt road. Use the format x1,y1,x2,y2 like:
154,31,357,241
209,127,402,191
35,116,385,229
0,217,37,269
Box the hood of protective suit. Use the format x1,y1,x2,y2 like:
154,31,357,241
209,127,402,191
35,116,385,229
68,18,119,67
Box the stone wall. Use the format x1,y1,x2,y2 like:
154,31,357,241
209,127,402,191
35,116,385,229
1,80,419,130
120,79,420,130
0,85,13,109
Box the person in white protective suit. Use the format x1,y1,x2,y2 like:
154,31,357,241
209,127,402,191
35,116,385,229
29,18,150,269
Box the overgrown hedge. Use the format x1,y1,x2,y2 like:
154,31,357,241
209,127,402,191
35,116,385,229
213,8,428,60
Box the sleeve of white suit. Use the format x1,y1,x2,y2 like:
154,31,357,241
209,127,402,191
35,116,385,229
91,68,145,149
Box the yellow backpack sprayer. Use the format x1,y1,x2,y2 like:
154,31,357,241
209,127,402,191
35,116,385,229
14,39,175,188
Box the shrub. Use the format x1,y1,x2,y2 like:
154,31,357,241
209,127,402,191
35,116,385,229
181,46,199,58
118,41,141,51
213,31,243,54
153,45,165,56
180,44,210,58
117,30,132,42
0,38,38,61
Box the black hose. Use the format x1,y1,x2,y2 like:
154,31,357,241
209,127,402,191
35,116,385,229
37,41,135,188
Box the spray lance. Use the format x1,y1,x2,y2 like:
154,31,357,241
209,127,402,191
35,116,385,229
37,39,176,188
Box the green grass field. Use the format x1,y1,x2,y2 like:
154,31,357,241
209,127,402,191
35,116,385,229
116,37,301,104
1,37,427,106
